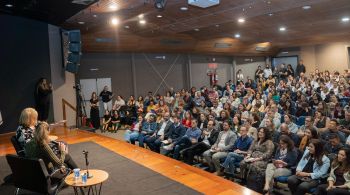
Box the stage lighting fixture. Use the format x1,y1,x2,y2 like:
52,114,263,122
154,0,167,10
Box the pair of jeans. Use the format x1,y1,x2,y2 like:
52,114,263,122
125,130,139,143
222,152,244,174
173,137,192,160
144,135,162,152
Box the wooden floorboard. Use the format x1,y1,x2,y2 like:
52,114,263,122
0,127,260,195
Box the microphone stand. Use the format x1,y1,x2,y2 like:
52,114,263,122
83,150,93,178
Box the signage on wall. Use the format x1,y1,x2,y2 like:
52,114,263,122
208,63,218,69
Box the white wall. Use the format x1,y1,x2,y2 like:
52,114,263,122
235,57,266,81
48,24,76,127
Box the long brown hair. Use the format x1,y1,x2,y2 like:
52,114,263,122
305,139,324,166
332,148,350,172
33,122,50,145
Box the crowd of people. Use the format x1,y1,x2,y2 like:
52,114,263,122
97,60,350,195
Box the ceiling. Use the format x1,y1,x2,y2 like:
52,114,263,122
2,0,350,56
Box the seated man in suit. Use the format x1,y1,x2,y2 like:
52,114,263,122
144,112,173,152
163,119,201,160
182,120,220,165
160,115,186,155
203,120,237,175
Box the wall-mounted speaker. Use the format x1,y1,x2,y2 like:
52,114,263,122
62,29,82,74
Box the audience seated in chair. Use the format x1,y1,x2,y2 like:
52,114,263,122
263,135,298,194
163,119,201,160
203,120,237,175
315,148,350,195
182,120,219,165
124,115,144,143
221,126,253,176
144,112,173,152
287,139,330,195
130,114,157,147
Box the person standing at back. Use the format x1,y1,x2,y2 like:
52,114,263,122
35,78,52,121
296,60,306,78
99,86,113,112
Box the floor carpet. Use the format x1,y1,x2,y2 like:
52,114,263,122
0,141,202,195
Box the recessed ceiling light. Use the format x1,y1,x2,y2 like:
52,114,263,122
5,4,13,8
157,15,162,18
215,24,220,27
109,4,118,10
90,68,99,71
93,14,98,18
124,25,130,29
302,5,311,10
342,17,350,22
238,18,245,23
194,28,199,31
139,20,146,24
111,18,119,25
279,27,286,31
180,7,188,11
78,21,85,25
268,13,274,16
138,14,144,19
235,33,241,38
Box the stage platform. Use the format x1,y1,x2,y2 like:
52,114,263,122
0,127,260,195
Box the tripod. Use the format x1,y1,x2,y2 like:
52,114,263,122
74,84,87,128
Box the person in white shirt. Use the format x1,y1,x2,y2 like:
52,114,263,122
203,121,237,175
113,95,125,111
264,65,273,79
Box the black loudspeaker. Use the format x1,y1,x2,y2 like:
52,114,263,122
67,53,81,64
66,62,79,74
64,30,81,74
68,30,81,43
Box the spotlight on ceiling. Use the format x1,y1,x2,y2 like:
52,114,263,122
342,17,350,22
154,0,167,10
234,33,241,38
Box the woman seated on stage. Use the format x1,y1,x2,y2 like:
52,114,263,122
25,122,78,175
287,139,330,195
263,135,298,194
16,107,38,149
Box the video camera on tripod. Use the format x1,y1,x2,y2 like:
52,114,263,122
74,83,87,127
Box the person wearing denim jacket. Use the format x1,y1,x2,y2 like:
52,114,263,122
288,139,330,195
315,148,350,195
130,115,157,147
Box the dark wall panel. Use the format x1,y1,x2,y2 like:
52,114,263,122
79,53,133,98
0,15,51,133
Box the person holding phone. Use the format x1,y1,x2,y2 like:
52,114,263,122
315,148,350,195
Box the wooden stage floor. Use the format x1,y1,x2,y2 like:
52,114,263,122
0,127,260,195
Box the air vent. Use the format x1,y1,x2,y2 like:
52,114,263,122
188,0,220,8
71,0,95,5
95,38,116,43
214,43,232,48
160,39,183,45
256,46,269,52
